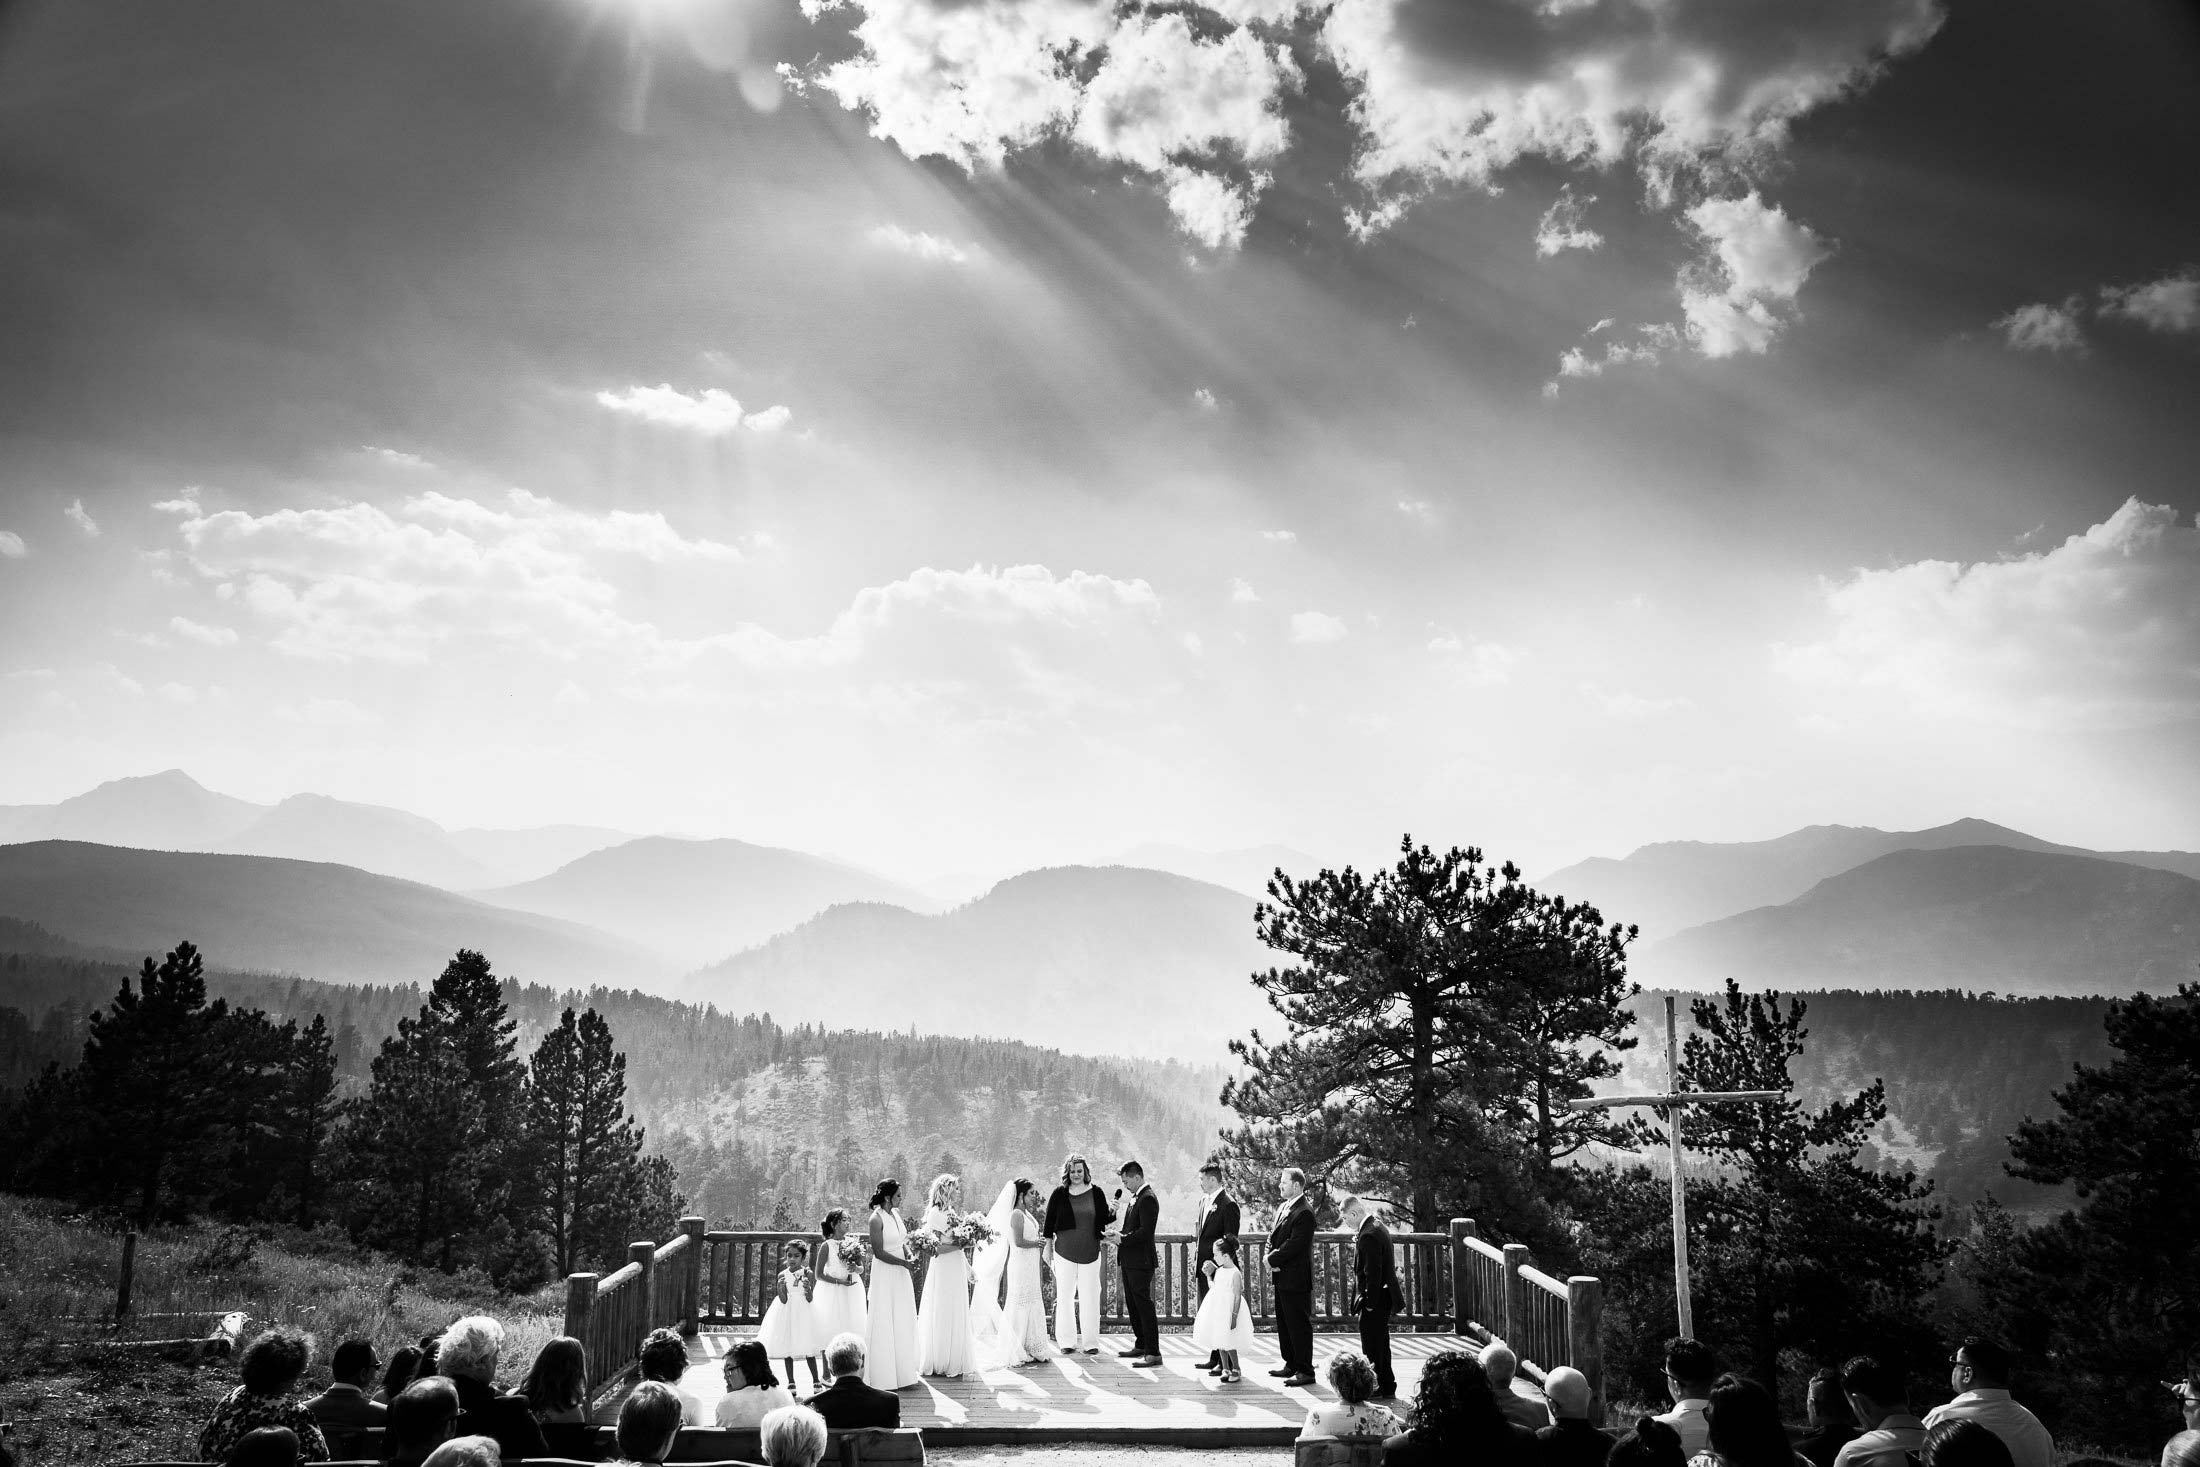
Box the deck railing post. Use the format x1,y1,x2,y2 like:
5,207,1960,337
116,1231,137,1321
1501,1242,1530,1346
631,1241,657,1329
1569,1275,1605,1424
564,1272,597,1345
1449,1219,1474,1334
680,1217,706,1335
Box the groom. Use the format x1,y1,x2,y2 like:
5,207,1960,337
1267,1168,1317,1388
1110,1160,1162,1367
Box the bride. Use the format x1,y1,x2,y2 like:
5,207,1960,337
969,1178,1059,1369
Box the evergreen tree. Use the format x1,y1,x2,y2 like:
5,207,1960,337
1655,980,1949,1393
526,1006,666,1274
1217,836,1634,1233
273,1015,341,1227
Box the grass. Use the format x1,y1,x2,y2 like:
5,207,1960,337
0,1194,562,1465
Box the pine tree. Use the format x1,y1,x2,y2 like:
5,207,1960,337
1217,836,1634,1233
274,1015,341,1227
526,1006,667,1274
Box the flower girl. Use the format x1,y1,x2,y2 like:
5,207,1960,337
1191,1236,1259,1383
809,1209,869,1348
755,1239,823,1388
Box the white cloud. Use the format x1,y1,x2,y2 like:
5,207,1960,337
1229,577,1260,604
2098,270,2198,334
276,698,382,728
797,0,1298,249
65,500,100,538
169,616,239,647
1777,498,2200,730
363,445,432,468
1290,610,1348,644
1192,387,1220,413
1535,186,1603,257
595,384,793,434
1397,499,1435,522
1581,684,1691,720
1994,299,2088,355
868,223,978,265
1678,193,1830,358
1430,636,1523,685
1259,529,1297,544
1544,323,1681,393
0,531,24,558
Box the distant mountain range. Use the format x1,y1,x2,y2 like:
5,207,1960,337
0,840,665,989
0,770,630,887
1110,842,1319,898
475,836,941,969
682,865,1274,1059
1539,816,2200,942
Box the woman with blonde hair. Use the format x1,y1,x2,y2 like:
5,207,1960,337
914,1173,972,1377
1040,1153,1113,1354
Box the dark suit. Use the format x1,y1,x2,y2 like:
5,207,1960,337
1267,1195,1317,1376
1115,1185,1160,1355
805,1375,901,1429
305,1385,386,1433
1540,1418,1617,1467
446,1373,546,1461
1352,1216,1401,1396
1387,1421,1539,1467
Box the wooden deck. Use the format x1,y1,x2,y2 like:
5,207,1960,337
603,1330,1527,1447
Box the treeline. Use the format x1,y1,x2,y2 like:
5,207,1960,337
2,943,680,1288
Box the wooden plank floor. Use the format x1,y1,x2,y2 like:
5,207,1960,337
604,1330,1524,1446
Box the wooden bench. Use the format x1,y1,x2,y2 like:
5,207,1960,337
1293,1434,1392,1467
133,1426,923,1467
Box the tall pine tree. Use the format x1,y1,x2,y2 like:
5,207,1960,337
526,1006,667,1274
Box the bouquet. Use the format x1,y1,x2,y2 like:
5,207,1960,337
836,1237,872,1272
904,1226,945,1258
946,1212,996,1251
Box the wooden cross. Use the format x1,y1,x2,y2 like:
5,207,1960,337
1566,994,1784,1337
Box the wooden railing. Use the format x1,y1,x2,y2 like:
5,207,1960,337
573,1214,1603,1412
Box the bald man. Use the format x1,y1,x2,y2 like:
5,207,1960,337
1536,1367,1612,1467
2165,1430,2200,1467
1484,1342,1553,1432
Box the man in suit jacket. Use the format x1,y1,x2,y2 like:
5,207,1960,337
1266,1168,1318,1387
1341,1195,1401,1398
306,1339,387,1435
1194,1164,1241,1370
806,1333,900,1430
1110,1161,1164,1366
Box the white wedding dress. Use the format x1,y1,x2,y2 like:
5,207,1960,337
970,1186,1059,1369
914,1203,973,1376
863,1208,921,1390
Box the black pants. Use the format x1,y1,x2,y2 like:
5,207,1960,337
1195,1265,1217,1360
1276,1286,1314,1374
1122,1266,1158,1354
1358,1307,1395,1394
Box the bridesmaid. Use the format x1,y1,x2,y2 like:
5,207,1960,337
863,1179,921,1390
809,1210,867,1348
914,1174,972,1378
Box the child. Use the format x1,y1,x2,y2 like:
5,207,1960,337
1191,1236,1259,1383
755,1239,822,1388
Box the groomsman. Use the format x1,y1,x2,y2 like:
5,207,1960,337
1111,1161,1162,1367
1340,1194,1400,1399
1266,1168,1317,1388
1194,1164,1240,1371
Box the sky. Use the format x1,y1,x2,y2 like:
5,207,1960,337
0,0,2196,883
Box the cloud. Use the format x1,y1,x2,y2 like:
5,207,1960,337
797,0,1299,249
1290,610,1348,644
276,697,383,728
1259,528,1297,543
363,445,432,468
1777,498,2200,729
1229,576,1259,604
868,223,978,265
1580,684,1691,720
0,531,24,558
1326,0,1942,216
1430,636,1523,684
1192,387,1220,413
1994,298,2088,355
1678,193,1830,357
1535,186,1603,257
160,487,747,663
168,616,239,647
2098,270,2198,334
65,499,100,538
594,384,793,434
1397,499,1435,522
1544,323,1681,393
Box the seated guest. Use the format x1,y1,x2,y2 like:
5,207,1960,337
521,1338,589,1426
229,1428,302,1467
384,1379,461,1467
199,1327,333,1464
2172,1377,2200,1437
614,1381,684,1466
1383,1348,1537,1467
636,1327,707,1426
1695,1375,1813,1467
1485,1342,1555,1432
1923,1420,2016,1467
307,1340,388,1433
716,1341,798,1429
1538,1366,1613,1467
1922,1339,2053,1467
419,1437,499,1467
435,1317,545,1461
378,1348,422,1406
1834,1356,1927,1467
1611,1418,1689,1467
1301,1350,1402,1441
805,1333,899,1430
1656,1339,1721,1461
1798,1369,1858,1467
2165,1431,2200,1467
759,1404,830,1467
